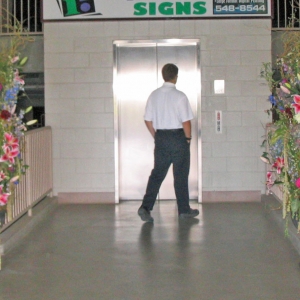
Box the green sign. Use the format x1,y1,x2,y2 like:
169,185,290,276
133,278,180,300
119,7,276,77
133,2,207,16
43,0,271,20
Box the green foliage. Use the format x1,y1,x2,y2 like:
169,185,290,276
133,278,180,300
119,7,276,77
261,31,300,230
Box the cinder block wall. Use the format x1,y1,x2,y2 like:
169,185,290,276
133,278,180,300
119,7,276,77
44,19,271,203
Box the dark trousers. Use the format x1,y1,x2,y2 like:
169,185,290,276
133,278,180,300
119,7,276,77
141,129,191,214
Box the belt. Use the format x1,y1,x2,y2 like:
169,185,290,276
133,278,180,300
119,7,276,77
156,129,183,132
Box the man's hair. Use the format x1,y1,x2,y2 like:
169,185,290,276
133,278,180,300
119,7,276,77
162,63,178,82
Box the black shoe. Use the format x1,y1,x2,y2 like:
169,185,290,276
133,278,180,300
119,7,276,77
179,208,199,219
138,206,154,222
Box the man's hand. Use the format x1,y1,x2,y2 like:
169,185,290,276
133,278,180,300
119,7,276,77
182,120,192,142
145,120,156,138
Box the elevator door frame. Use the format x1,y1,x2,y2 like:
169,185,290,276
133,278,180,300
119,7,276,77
113,39,202,204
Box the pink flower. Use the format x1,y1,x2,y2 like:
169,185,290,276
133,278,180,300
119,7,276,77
266,172,274,192
0,186,9,206
14,69,24,85
267,172,273,181
3,132,19,150
296,178,300,189
0,147,19,164
292,95,300,114
14,75,24,85
272,157,284,174
0,171,7,182
11,56,19,63
267,172,273,183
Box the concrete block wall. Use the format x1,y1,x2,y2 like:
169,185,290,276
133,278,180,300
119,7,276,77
44,19,271,202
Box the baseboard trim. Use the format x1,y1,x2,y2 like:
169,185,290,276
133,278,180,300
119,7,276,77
58,192,115,204
202,191,261,203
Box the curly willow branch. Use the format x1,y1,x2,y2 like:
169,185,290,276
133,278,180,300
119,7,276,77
281,31,300,60
0,8,34,57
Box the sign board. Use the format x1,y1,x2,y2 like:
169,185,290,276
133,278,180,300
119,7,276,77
43,0,272,21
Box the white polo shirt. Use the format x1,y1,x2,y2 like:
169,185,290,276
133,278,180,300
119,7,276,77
144,82,193,130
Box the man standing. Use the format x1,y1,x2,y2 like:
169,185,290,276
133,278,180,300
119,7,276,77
138,63,199,222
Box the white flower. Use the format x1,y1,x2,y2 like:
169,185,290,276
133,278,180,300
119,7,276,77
10,176,19,183
260,156,270,164
294,113,300,124
280,85,291,94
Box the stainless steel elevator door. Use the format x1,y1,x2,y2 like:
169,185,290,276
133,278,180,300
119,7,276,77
114,40,200,201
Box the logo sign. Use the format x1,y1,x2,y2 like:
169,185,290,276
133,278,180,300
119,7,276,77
58,0,97,17
44,0,271,20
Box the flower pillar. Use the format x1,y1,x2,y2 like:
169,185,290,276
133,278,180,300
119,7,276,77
260,31,300,233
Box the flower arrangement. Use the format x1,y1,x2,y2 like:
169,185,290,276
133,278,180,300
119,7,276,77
260,31,300,232
0,17,35,223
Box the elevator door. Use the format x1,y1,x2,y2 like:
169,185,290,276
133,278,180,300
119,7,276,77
114,40,201,202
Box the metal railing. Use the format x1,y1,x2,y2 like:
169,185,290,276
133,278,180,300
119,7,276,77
0,0,298,32
0,126,53,231
0,0,43,34
273,0,300,29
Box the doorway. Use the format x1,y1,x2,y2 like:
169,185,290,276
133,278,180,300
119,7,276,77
113,39,201,203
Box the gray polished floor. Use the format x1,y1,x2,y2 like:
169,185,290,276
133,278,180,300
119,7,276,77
1,200,300,300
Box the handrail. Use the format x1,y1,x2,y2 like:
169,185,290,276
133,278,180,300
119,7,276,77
0,126,53,232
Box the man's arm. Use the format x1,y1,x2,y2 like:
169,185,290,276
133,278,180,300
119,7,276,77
182,120,192,143
145,120,156,138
